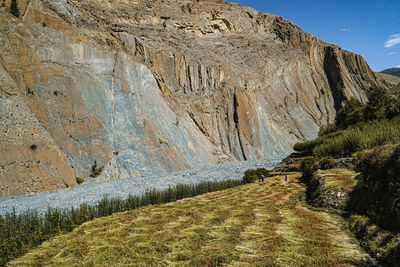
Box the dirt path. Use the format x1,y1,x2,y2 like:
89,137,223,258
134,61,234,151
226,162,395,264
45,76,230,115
11,174,371,266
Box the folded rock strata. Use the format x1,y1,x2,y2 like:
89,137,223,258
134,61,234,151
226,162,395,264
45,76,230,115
0,0,378,197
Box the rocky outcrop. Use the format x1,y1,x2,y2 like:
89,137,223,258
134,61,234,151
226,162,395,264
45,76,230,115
0,0,378,197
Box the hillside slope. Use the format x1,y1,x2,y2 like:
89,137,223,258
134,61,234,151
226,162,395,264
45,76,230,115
0,0,377,197
375,72,400,94
10,174,370,266
381,67,400,77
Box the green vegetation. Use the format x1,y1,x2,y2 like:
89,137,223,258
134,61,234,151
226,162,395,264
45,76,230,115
10,174,368,266
346,215,400,266
10,0,19,17
0,179,242,266
295,86,400,265
300,158,348,206
295,116,400,158
90,166,104,178
75,177,84,184
300,157,335,180
295,86,400,158
242,168,272,183
349,144,400,231
299,151,400,264
344,145,400,264
321,118,399,157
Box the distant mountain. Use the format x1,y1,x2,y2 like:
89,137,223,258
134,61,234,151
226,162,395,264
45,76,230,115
381,67,400,77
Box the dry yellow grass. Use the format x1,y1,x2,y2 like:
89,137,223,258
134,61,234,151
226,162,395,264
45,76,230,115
10,174,370,266
316,168,358,192
375,72,400,88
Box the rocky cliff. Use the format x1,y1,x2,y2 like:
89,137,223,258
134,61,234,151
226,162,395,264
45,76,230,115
0,0,378,197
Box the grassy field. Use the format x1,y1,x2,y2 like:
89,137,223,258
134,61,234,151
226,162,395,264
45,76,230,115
315,169,358,192
10,174,370,266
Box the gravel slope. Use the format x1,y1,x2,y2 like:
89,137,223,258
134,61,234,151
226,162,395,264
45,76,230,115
0,159,280,215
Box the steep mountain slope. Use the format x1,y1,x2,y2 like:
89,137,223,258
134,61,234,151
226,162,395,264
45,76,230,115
0,0,377,197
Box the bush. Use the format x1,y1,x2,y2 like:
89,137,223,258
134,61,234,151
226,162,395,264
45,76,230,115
319,157,335,170
364,87,391,121
301,157,320,203
76,177,84,184
242,168,271,184
335,87,398,127
300,157,318,181
90,166,104,178
385,97,400,119
335,98,364,130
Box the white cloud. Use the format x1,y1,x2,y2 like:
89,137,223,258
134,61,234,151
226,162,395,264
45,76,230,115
397,64,400,68
388,52,398,56
340,27,351,32
385,33,400,48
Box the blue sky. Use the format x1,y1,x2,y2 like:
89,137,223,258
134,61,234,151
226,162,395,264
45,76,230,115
230,0,400,71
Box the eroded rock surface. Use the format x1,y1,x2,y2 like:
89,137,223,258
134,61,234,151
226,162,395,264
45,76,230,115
0,0,378,197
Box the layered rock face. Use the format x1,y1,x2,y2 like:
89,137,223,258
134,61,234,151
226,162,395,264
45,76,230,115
0,0,377,197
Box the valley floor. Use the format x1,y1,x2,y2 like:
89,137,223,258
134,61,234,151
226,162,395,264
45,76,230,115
11,174,371,266
0,158,280,215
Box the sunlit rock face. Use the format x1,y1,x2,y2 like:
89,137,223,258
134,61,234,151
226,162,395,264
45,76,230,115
0,0,377,197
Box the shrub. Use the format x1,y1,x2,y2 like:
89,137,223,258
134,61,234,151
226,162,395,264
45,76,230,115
242,168,271,184
364,87,391,121
76,177,84,184
319,157,335,170
335,98,364,130
242,171,258,184
300,157,318,180
90,166,104,178
385,96,400,119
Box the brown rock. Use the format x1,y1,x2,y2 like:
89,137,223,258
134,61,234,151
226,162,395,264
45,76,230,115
0,0,379,197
